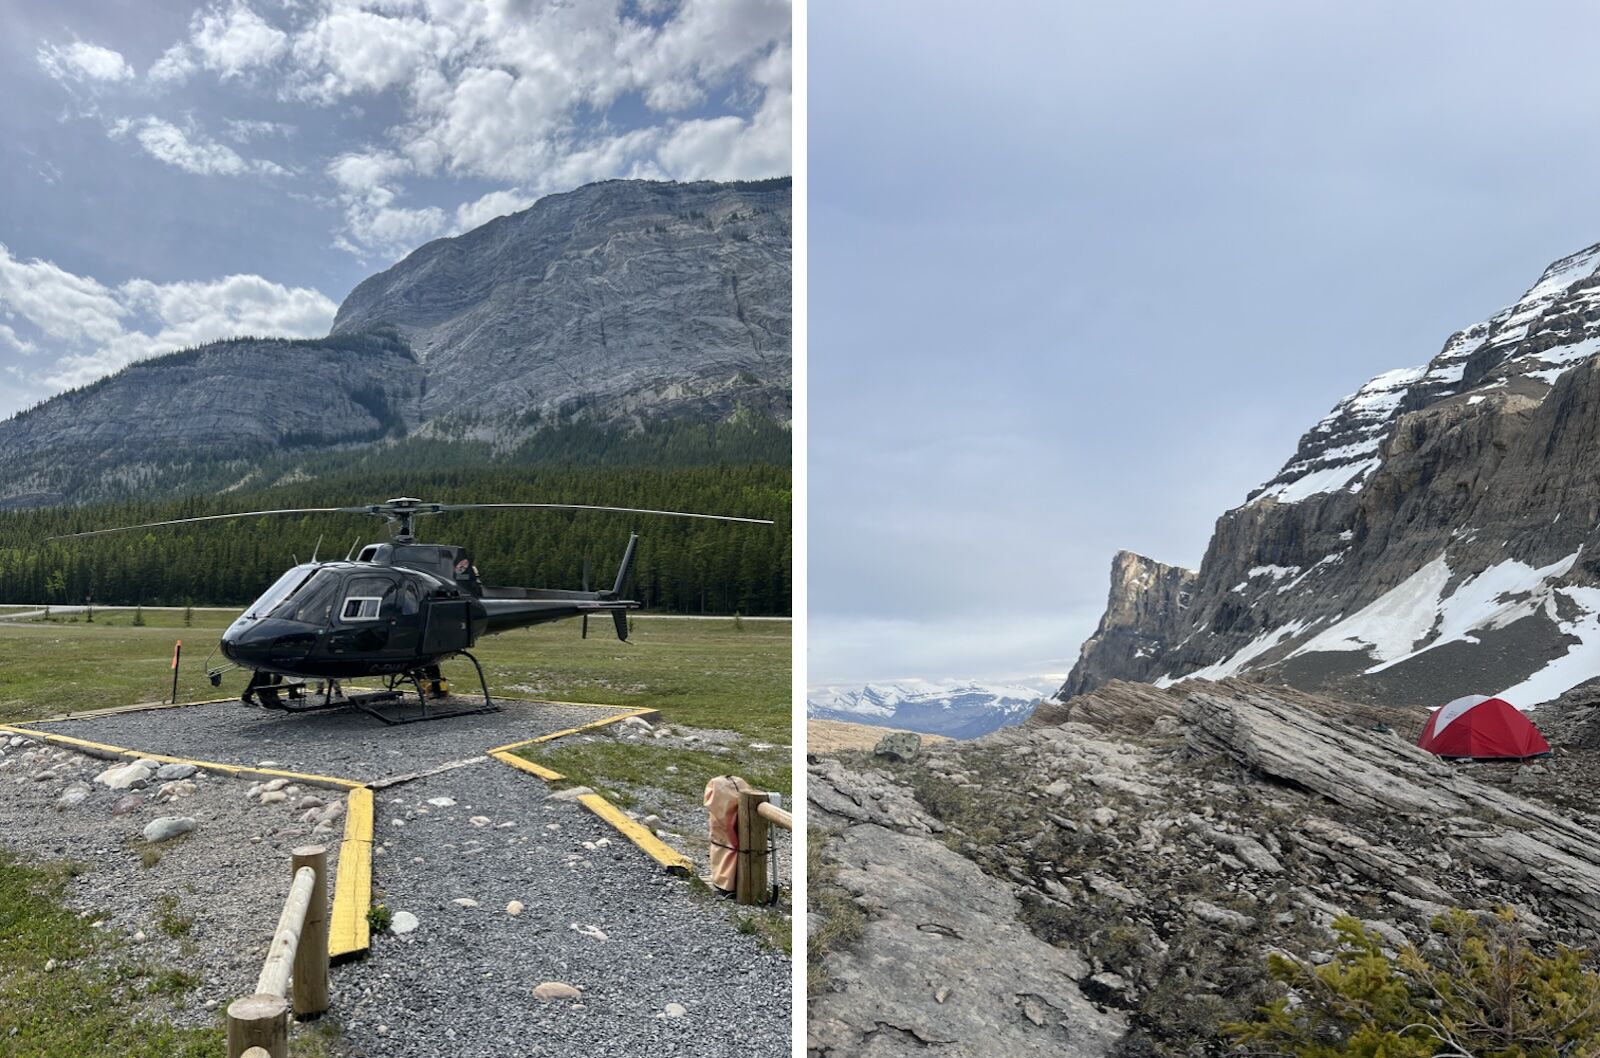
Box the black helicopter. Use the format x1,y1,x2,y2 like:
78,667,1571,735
54,497,772,723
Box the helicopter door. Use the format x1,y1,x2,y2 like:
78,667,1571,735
386,581,423,655
329,575,395,655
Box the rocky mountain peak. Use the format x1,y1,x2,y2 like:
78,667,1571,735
1065,239,1600,710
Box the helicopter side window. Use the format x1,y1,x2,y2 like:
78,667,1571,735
400,583,420,616
341,576,395,623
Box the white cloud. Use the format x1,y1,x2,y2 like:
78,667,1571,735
325,150,445,259
37,41,135,84
222,117,295,142
111,116,288,178
147,42,198,85
288,9,453,101
453,188,535,232
0,245,336,395
191,1,289,79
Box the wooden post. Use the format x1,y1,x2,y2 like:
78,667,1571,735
291,845,330,1016
757,800,793,831
736,787,771,906
226,993,289,1058
241,1049,272,1058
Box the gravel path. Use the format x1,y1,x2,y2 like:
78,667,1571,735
338,759,792,1057
0,734,343,1026
28,697,628,783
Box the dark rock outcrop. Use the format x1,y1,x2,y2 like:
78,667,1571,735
809,679,1600,1054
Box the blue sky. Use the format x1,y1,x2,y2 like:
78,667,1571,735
808,1,1600,689
0,0,789,416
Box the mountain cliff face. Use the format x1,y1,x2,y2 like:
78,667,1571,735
0,177,790,507
1064,242,1600,710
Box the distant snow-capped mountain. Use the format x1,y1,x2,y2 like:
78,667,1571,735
806,680,1044,739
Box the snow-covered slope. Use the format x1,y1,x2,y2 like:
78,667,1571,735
807,680,1042,739
1065,240,1600,713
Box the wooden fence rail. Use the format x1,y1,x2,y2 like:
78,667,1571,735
226,846,330,1058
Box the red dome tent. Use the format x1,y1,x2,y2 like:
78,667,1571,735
1417,694,1550,760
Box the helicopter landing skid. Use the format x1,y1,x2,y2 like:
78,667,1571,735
352,651,498,726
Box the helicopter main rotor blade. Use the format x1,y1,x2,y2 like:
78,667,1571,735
46,507,369,541
432,503,775,525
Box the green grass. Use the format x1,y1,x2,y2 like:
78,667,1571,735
0,849,223,1057
0,612,790,734
474,617,790,738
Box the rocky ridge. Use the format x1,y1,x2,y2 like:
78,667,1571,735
808,678,1600,1055
0,178,791,507
1064,241,1600,708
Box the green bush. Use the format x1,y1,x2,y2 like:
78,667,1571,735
1230,907,1600,1057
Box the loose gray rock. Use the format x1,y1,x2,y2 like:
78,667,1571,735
142,816,197,843
873,731,922,762
154,763,197,781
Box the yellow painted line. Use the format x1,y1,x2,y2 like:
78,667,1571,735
486,708,658,755
0,725,362,790
329,787,374,960
577,793,692,875
34,697,239,723
489,751,565,782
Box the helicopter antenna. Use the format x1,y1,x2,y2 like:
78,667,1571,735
346,538,361,561
310,534,324,564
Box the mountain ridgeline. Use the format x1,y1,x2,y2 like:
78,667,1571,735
1064,241,1600,709
0,177,792,508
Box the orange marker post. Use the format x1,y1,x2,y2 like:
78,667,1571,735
171,640,182,704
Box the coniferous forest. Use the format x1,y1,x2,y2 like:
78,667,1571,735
0,456,791,616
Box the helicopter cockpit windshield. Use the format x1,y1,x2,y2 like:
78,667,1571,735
245,564,317,619
269,568,344,625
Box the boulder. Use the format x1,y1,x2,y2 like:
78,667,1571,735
143,816,196,843
874,731,922,762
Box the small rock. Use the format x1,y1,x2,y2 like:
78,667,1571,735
427,796,456,807
33,770,58,782
296,795,325,810
506,900,524,917
873,731,922,762
468,815,492,827
661,1002,687,1018
56,783,91,810
260,778,289,793
154,763,197,781
571,923,608,941
547,786,594,802
1090,807,1118,827
111,794,144,816
96,760,155,791
533,982,581,1001
155,780,197,803
143,816,196,843
259,791,288,804
132,931,146,943
452,898,479,909
390,911,419,935
43,959,56,973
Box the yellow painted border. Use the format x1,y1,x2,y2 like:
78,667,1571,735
329,788,374,960
0,725,362,790
577,793,692,875
489,751,565,781
487,707,658,755
32,697,239,723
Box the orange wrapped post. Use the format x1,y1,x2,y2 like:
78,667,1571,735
703,775,748,893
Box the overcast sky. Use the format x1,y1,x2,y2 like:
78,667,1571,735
808,1,1600,690
0,0,789,417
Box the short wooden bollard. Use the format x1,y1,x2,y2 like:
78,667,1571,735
241,1048,273,1058
226,994,289,1058
736,788,770,906
291,845,330,1016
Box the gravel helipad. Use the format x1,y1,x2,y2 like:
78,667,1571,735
27,696,631,783
1,696,793,1056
